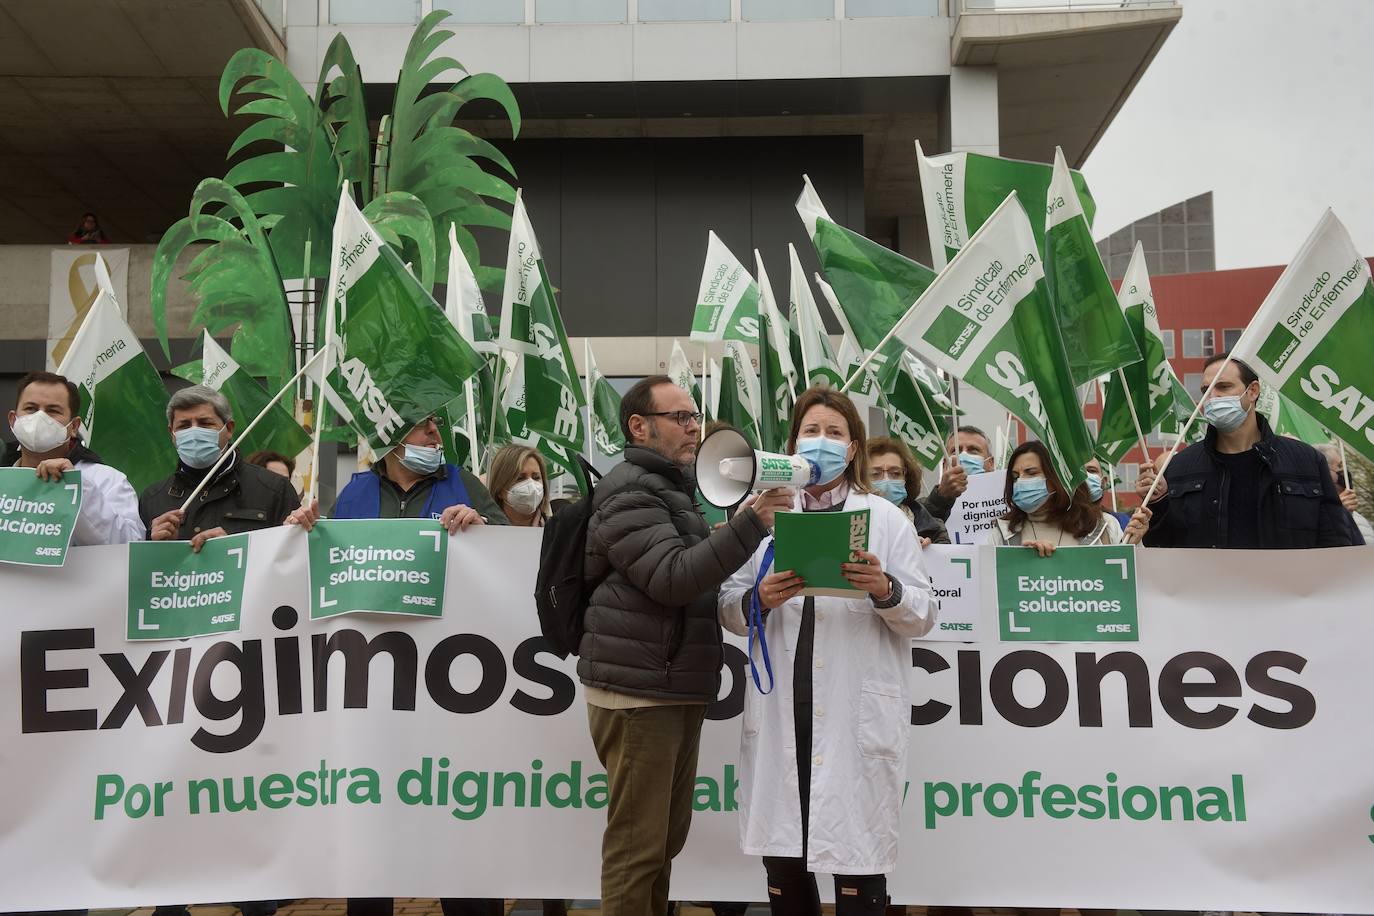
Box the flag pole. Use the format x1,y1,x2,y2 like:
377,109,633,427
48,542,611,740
1338,438,1352,491
305,185,350,508
1108,461,1120,513
178,347,330,513
583,338,595,463
1115,368,1152,465
463,376,480,476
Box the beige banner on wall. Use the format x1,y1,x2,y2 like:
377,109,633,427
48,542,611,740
47,247,129,369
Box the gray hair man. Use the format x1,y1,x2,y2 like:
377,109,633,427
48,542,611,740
139,384,313,552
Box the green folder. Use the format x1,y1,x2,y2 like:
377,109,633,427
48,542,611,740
773,508,871,598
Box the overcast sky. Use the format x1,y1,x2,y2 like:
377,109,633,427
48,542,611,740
1084,0,1374,271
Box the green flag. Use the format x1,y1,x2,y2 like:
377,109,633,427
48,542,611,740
691,231,760,344
816,274,882,417
57,292,176,494
788,243,842,389
718,340,761,450
320,189,485,454
796,175,934,390
881,352,954,471
915,140,1097,268
1096,244,1174,464
498,191,585,453
1158,364,1204,447
1257,386,1331,445
585,340,625,457
755,252,796,452
890,192,1094,491
1044,148,1142,385
190,333,311,460
443,225,508,471
1230,209,1374,464
668,339,703,411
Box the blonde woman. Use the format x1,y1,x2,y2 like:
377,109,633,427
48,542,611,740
487,444,551,527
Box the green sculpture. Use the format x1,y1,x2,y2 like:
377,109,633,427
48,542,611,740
151,10,522,395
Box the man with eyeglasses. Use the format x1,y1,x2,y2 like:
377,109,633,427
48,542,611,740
579,375,793,916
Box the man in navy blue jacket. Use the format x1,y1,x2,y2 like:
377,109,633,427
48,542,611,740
1137,353,1352,549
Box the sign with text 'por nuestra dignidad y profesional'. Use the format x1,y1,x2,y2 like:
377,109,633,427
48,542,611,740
307,519,448,620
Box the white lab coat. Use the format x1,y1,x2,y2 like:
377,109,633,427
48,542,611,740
71,460,145,545
718,490,936,875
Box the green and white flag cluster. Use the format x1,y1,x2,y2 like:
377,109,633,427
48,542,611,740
788,244,841,389
1096,244,1174,464
180,333,311,461
889,192,1093,490
1043,147,1141,385
755,253,796,452
691,231,760,344
1230,209,1374,464
915,141,1096,268
499,190,586,457
585,340,625,457
321,189,485,454
57,291,176,493
718,340,761,450
815,272,950,469
796,176,934,390
442,226,508,472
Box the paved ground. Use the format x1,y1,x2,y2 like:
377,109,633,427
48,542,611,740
98,906,1259,916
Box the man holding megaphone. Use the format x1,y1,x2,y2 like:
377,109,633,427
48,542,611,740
579,375,793,916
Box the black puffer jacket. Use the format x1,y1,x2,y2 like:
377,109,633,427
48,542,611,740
578,446,769,702
139,452,300,539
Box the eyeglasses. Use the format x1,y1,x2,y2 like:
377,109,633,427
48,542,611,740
641,410,703,430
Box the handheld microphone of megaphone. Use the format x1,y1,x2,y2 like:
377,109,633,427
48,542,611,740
695,427,821,509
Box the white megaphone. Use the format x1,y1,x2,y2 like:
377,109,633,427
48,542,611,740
695,427,821,509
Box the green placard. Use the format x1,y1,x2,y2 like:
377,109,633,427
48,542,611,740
995,545,1139,642
126,533,250,640
773,508,870,598
0,467,83,567
308,519,448,620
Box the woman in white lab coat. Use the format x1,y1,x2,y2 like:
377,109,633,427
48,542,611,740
719,387,938,916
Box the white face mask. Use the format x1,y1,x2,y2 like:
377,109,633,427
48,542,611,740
13,411,72,454
505,478,544,514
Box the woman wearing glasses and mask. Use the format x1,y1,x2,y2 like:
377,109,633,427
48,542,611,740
718,387,938,916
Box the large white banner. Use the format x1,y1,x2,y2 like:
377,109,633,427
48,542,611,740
2,528,1373,911
47,248,130,370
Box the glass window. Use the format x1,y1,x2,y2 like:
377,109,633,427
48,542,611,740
1182,328,1215,358
1146,430,1164,447
1161,329,1175,359
847,0,939,15
1081,382,1097,405
742,0,833,20
437,0,526,23
1086,418,1099,437
1119,463,1140,487
536,0,627,22
638,0,730,20
331,0,420,23
1222,328,1244,352
1184,373,1204,399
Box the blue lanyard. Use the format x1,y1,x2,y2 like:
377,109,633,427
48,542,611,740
747,539,776,695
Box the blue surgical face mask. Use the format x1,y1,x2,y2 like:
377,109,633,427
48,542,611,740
874,478,907,506
1203,395,1249,433
174,426,224,469
795,436,851,485
958,451,987,477
399,443,444,476
1012,477,1051,513
1086,473,1104,503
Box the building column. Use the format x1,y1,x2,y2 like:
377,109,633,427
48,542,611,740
940,65,999,156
